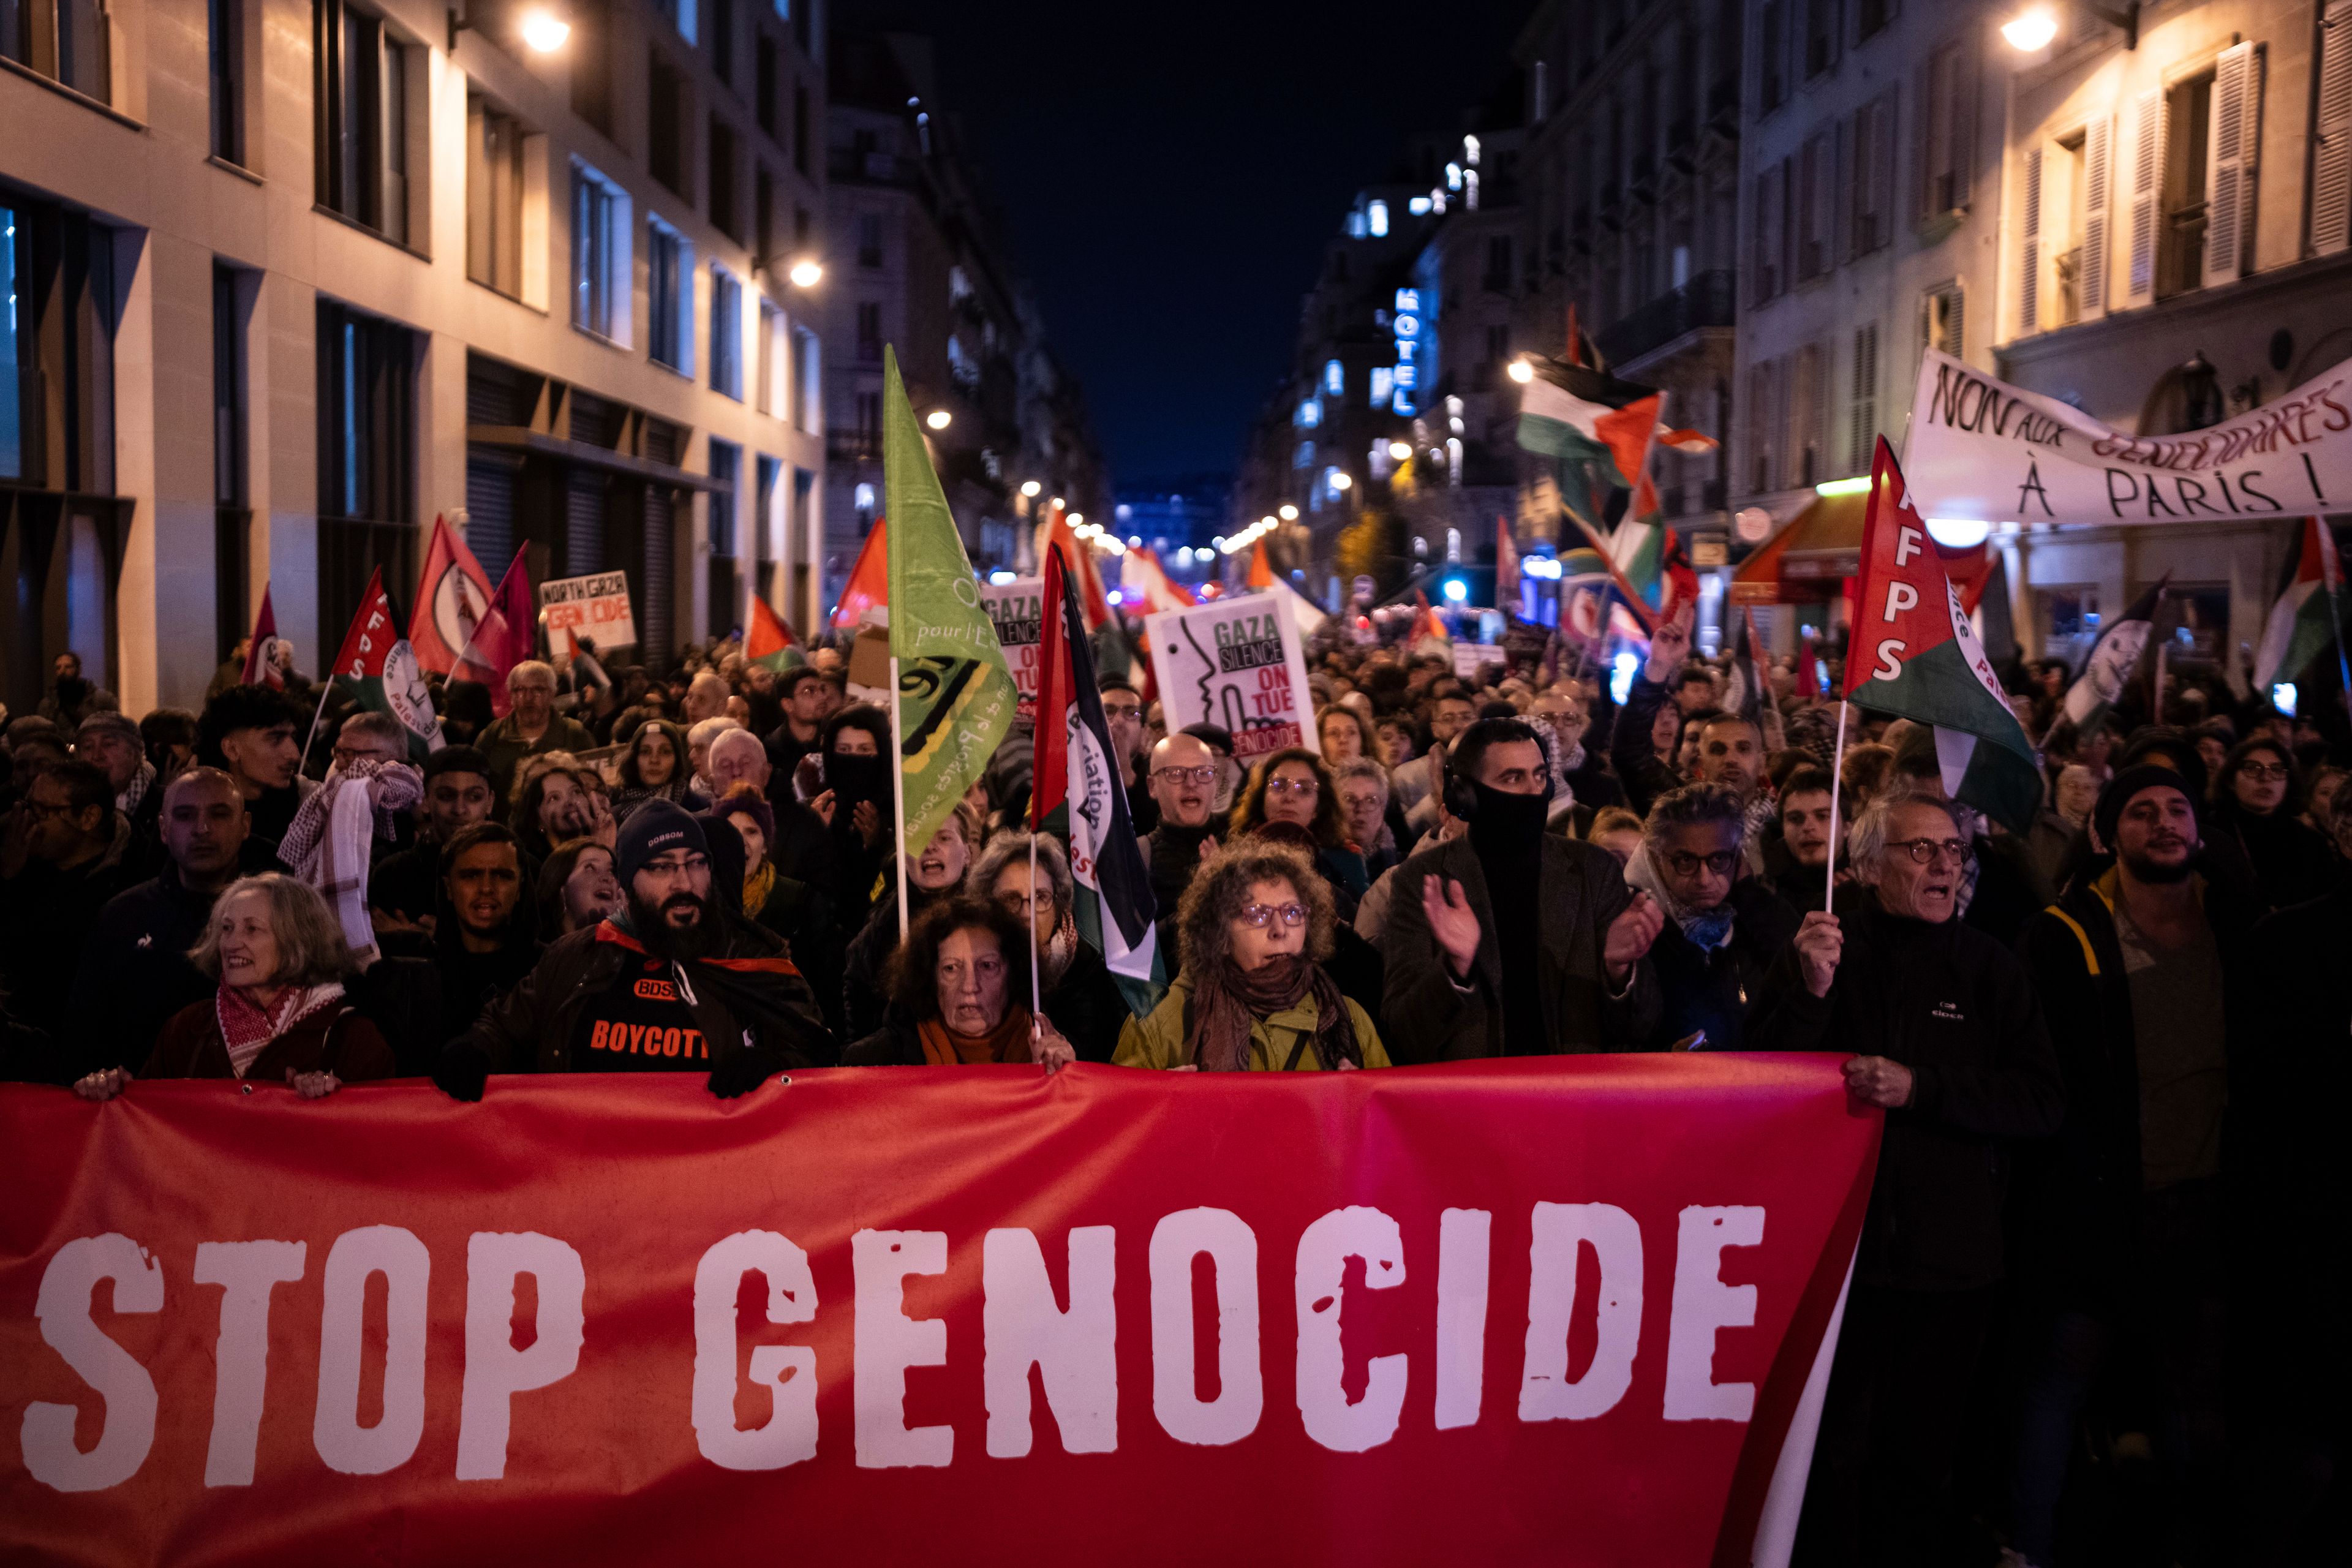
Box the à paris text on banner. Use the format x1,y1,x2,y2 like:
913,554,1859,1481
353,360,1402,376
1,1057,1875,1567
1903,347,2352,526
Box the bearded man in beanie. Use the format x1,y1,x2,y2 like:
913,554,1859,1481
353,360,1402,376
432,801,833,1099
2005,764,2259,1568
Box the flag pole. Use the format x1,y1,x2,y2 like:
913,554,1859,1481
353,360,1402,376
299,674,336,773
889,656,911,943
2321,521,2352,704
1028,832,1043,1041
1823,698,1850,910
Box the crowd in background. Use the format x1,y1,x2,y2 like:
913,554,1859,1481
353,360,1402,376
2,602,2346,1567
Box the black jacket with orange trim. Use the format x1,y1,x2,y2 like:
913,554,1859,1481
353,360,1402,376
456,915,836,1075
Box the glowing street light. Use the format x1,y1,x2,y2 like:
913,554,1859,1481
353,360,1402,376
1999,5,2059,49
925,409,952,431
1330,472,1353,491
1387,440,1413,461
519,7,571,50
786,258,824,288
1277,503,1298,521
1067,513,1085,529
1507,358,1536,384
1020,480,1042,497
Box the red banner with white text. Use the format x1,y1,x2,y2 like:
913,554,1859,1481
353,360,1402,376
1,1057,1877,1567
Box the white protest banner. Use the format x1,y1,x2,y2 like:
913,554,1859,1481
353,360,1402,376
539,571,638,657
1453,644,1506,680
979,577,1044,719
1903,347,2352,527
1144,590,1314,764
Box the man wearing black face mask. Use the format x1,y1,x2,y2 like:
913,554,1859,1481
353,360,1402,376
432,801,835,1098
1382,718,1664,1059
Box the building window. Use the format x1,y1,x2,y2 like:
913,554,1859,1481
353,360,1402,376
707,437,739,636
1849,93,1894,257
858,213,883,268
571,163,630,342
855,390,881,440
756,34,778,134
316,300,417,650
1803,0,1838,78
1751,161,1785,303
1747,359,1776,492
648,218,694,373
756,298,783,414
793,83,809,175
1789,343,1823,487
314,0,411,244
791,325,819,434
709,115,741,240
1796,130,1831,281
0,199,119,492
1758,0,1785,113
1921,279,1964,356
1368,200,1389,236
1324,359,1344,397
2157,68,2215,298
1856,0,1894,42
1483,236,1513,291
467,96,527,300
1847,322,1879,471
570,0,612,135
706,0,734,85
209,0,244,162
710,265,742,399
1296,398,1321,429
3,0,113,102
855,301,881,363
213,265,250,660
649,57,688,198
658,0,695,43
1918,37,1973,219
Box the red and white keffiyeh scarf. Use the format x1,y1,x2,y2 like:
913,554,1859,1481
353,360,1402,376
214,982,347,1079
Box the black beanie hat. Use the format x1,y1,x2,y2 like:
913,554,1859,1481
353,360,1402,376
2093,763,2198,849
616,799,708,884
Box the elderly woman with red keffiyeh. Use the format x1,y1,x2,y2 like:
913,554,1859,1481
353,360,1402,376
72,873,394,1102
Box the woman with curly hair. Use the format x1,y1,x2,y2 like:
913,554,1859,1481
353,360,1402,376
843,895,1076,1068
609,719,706,821
1226,746,1371,905
1115,843,1387,1071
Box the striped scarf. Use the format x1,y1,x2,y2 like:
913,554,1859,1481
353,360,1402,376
214,982,346,1078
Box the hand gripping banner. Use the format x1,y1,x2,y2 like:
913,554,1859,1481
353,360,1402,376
1,1057,1877,1567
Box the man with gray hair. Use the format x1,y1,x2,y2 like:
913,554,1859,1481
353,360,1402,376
75,710,162,873
1747,785,2062,1565
479,660,595,809
1332,757,1400,879
1621,782,1800,1051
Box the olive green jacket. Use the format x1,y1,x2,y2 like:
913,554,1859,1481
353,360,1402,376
1114,976,1391,1071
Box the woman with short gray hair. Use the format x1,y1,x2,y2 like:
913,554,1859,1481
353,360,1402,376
74,873,394,1100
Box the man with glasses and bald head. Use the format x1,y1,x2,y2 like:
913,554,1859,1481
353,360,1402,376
1138,731,1226,977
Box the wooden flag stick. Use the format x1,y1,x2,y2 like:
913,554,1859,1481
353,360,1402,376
1823,699,1850,910
889,656,911,943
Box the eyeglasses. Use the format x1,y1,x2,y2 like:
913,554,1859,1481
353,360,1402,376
1238,902,1308,929
1153,765,1218,785
1664,849,1741,877
1265,778,1320,797
2238,761,2291,782
1887,837,1975,867
21,797,81,823
638,853,710,877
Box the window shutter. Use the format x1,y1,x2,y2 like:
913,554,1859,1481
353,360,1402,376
2204,41,2259,287
1874,88,1898,246
2082,114,2112,316
1945,284,1965,358
1849,321,1879,470
2317,0,2352,256
1952,31,1979,210
2019,146,2042,334
2126,88,2160,302
1782,154,1799,288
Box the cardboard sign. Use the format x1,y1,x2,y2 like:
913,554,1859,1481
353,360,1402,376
1145,590,1315,763
1452,644,1506,680
979,578,1044,719
538,572,638,658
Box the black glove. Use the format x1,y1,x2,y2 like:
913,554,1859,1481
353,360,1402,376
706,1050,783,1099
432,1043,491,1102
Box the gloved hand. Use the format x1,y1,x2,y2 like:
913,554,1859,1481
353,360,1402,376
706,1050,783,1099
432,1043,491,1102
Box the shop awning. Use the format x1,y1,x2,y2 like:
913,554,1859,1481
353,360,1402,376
1730,491,1868,605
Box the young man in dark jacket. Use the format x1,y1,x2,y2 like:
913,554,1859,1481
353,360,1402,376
2007,765,2259,1567
1382,718,1664,1059
433,802,834,1098
1747,788,2062,1567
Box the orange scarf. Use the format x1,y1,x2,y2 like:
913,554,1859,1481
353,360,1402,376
917,1006,1036,1065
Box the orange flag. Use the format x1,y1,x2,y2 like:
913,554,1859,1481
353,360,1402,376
831,519,888,630
747,596,804,670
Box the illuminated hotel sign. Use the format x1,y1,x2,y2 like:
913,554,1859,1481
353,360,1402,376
1390,288,1420,415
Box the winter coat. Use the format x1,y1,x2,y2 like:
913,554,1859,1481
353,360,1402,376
0,816,139,1038
1747,890,2064,1291
1607,674,1681,820
1638,877,1801,1052
1114,974,1390,1071
144,994,396,1084
68,853,281,1077
1380,832,1662,1061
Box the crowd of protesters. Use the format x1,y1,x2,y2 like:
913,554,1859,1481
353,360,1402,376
2,597,2346,1567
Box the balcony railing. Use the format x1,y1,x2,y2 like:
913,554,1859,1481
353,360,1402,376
1594,269,1737,366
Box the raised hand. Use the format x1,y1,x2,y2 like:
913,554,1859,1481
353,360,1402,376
1792,910,1843,998
1420,875,1483,981
1604,891,1665,981
1643,605,1695,685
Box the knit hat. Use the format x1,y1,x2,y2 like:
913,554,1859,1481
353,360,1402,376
616,799,708,884
2093,763,2198,849
75,710,141,747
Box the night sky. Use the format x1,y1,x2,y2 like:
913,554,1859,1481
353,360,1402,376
863,0,1533,489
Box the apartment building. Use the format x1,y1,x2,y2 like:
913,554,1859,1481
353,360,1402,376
1,0,827,717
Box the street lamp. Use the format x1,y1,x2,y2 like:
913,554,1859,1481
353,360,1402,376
1387,440,1412,461
786,258,824,288
1020,480,1042,497
925,409,952,431
1507,358,1535,384
2000,1,2138,50
519,6,570,50
1278,503,1298,521
1330,472,1353,491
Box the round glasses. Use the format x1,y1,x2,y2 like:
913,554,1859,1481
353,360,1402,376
1237,902,1308,929
1664,849,1741,877
1887,837,1975,866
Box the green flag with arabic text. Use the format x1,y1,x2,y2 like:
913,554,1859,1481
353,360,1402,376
881,345,1018,862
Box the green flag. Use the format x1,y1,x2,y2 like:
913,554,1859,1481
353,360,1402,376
881,346,1017,862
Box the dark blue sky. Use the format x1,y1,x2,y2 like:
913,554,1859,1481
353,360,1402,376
865,0,1532,488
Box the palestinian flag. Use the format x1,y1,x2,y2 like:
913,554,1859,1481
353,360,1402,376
747,596,805,674
1723,608,1766,725
2061,578,2165,729
1119,546,1194,615
1515,358,1663,492
1556,545,1613,588
1845,439,2041,832
241,586,287,689
331,568,445,764
2253,516,2348,690
831,519,888,630
1035,543,1164,1016
1246,540,1328,635
1607,486,1700,622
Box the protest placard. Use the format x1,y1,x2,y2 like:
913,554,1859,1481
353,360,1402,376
1145,590,1314,763
979,578,1044,719
538,572,638,657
